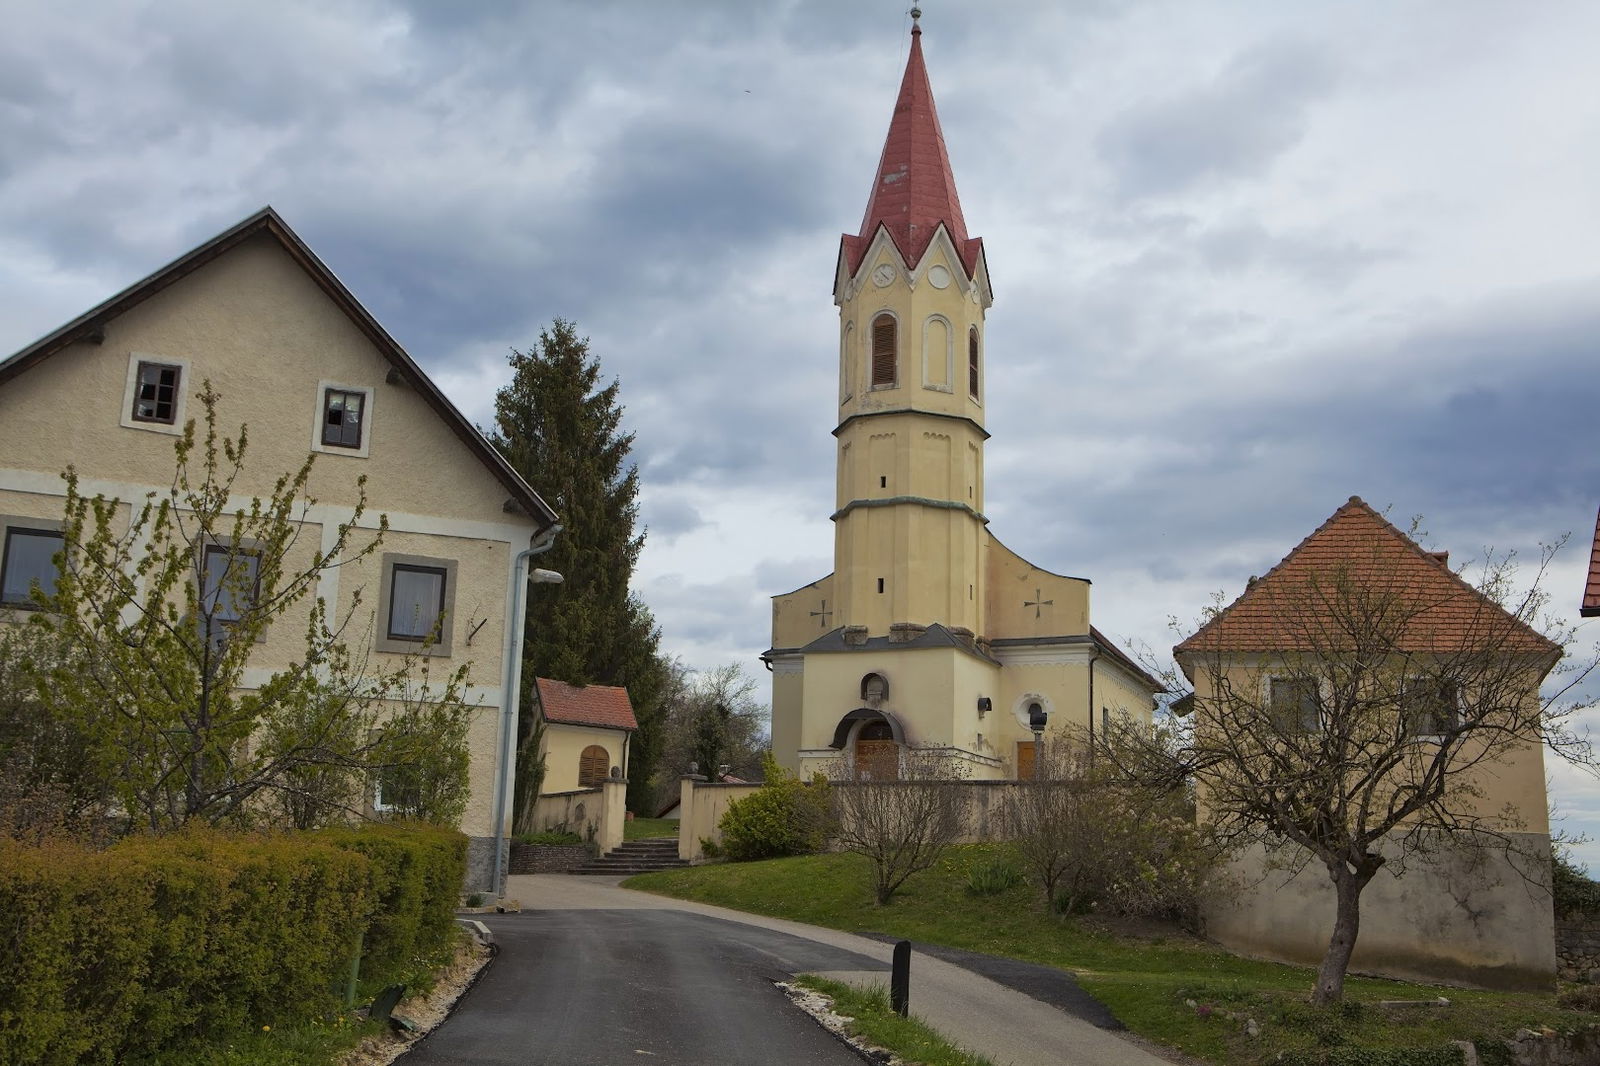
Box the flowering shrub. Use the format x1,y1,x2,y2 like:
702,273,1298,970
718,755,832,862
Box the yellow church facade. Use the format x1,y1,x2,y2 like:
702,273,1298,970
766,19,1159,780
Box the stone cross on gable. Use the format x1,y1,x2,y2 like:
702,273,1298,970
1024,588,1053,619
810,599,833,629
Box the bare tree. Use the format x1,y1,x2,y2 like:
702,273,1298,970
1121,501,1597,1004
1011,730,1222,922
830,746,969,904
659,662,768,782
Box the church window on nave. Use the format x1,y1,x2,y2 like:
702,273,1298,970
968,328,980,399
871,314,897,387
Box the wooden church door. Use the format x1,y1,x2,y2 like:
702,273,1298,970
854,720,899,780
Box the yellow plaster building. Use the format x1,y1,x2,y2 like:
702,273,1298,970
766,19,1159,779
1174,498,1557,989
0,209,559,891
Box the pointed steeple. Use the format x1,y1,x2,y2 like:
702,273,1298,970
842,13,983,279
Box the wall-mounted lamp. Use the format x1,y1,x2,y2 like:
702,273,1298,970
530,568,564,584
976,697,991,716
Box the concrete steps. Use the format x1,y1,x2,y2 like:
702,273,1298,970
568,837,688,876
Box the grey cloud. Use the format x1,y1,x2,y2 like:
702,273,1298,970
1096,39,1339,197
641,497,705,541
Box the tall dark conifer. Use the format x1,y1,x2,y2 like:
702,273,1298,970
490,320,669,818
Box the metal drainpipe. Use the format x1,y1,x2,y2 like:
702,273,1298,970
491,523,563,896
1087,650,1100,768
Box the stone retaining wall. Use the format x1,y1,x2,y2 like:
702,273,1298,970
508,843,590,874
1555,917,1600,981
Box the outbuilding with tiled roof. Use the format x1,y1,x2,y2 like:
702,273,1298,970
533,677,637,794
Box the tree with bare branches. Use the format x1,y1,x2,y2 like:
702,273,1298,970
830,745,969,904
1011,731,1223,922
1122,498,1595,1004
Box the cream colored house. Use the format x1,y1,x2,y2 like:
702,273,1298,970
0,208,559,891
765,18,1159,780
1175,498,1558,989
532,676,635,795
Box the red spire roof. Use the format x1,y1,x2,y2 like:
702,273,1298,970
1581,505,1600,617
842,23,983,279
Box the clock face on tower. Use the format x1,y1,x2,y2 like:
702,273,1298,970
871,264,896,288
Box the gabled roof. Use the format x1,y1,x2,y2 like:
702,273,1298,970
1581,506,1600,617
1175,496,1559,660
0,207,557,531
840,22,983,280
535,677,638,732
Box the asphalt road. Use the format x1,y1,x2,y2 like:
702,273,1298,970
403,909,888,1065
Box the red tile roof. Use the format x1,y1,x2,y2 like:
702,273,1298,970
1582,506,1600,617
1174,497,1559,660
534,677,637,732
841,23,983,279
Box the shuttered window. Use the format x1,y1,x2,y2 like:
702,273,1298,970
968,328,980,398
871,314,897,387
578,745,610,787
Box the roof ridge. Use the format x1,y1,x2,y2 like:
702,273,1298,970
1174,496,1556,657
0,207,556,529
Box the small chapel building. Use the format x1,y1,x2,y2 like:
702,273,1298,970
765,17,1160,780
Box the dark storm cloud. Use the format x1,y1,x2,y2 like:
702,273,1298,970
1096,39,1340,197
987,288,1600,600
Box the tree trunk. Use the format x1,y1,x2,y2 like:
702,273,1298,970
1312,861,1373,1005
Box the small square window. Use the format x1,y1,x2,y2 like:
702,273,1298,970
388,564,447,643
200,544,260,626
1269,677,1321,733
132,361,181,424
1,528,64,607
1402,679,1459,738
322,388,365,449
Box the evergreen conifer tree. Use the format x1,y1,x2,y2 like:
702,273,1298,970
490,320,670,820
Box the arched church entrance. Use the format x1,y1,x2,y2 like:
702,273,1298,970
828,707,906,781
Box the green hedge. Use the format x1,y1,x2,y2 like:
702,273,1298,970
0,824,466,1066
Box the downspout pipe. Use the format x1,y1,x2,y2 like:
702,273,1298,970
491,523,563,896
1087,649,1100,768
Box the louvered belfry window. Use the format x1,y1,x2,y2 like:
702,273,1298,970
871,314,897,387
968,328,980,399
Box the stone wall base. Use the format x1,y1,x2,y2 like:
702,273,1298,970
463,835,504,895
509,843,590,874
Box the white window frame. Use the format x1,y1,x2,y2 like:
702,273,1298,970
120,352,191,435
310,380,375,459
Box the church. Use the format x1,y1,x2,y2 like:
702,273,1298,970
765,15,1160,780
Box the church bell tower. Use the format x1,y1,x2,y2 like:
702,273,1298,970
764,13,1159,781
830,12,993,637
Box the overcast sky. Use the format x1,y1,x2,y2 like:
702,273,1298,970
4,0,1599,864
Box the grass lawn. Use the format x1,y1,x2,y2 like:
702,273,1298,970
625,844,1593,1065
625,816,678,841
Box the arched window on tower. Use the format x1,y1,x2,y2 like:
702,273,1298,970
871,314,897,388
968,327,980,399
